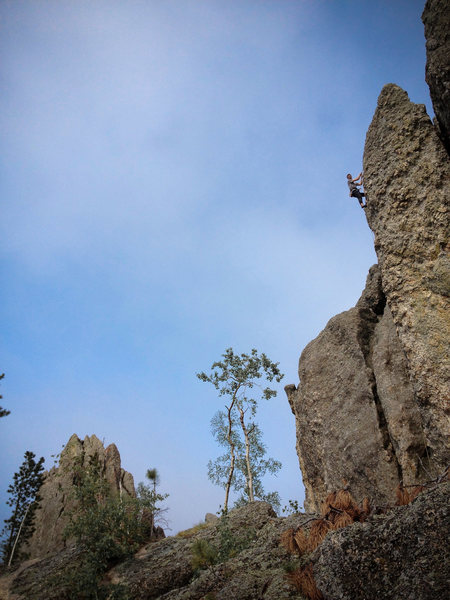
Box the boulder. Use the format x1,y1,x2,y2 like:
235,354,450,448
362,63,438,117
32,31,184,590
286,266,428,512
313,482,450,600
205,512,219,524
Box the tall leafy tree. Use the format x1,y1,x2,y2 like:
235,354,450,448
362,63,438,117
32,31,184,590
235,423,282,511
0,373,10,418
198,348,284,512
206,408,243,511
1,451,45,565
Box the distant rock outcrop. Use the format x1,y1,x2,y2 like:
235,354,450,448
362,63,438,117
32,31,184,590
422,0,450,154
26,434,135,559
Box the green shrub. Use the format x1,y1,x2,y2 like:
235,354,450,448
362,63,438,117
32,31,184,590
190,514,256,573
191,538,218,571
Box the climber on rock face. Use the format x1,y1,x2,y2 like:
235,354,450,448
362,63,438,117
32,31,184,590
347,172,367,208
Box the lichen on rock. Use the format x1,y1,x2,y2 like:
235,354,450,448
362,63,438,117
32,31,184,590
313,482,450,600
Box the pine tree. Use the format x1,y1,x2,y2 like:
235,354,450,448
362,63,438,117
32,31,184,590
0,373,10,418
1,451,45,565
136,468,169,538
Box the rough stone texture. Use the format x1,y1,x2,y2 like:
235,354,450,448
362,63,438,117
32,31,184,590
4,502,311,600
363,84,450,472
422,0,450,154
286,265,428,513
25,433,136,560
5,488,448,600
313,482,450,600
204,512,219,524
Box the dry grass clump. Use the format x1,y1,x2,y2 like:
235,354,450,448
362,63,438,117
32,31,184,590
176,521,210,539
287,565,324,600
279,528,297,555
281,488,371,600
308,519,332,551
395,484,424,506
281,475,441,600
293,526,309,555
281,488,371,556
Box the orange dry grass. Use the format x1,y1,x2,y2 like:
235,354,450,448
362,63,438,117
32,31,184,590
280,528,297,555
396,484,425,505
281,488,374,564
327,489,362,523
280,526,311,556
293,526,309,555
287,565,324,600
395,484,410,506
320,492,336,516
333,489,355,512
329,511,354,530
308,519,331,551
361,496,371,518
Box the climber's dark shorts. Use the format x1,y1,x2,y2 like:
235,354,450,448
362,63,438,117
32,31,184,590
351,189,365,202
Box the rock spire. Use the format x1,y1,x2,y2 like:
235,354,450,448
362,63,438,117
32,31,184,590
26,434,135,559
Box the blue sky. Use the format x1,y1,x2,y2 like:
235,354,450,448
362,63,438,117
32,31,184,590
1,0,432,534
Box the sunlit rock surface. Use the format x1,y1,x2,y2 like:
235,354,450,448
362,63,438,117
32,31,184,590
363,84,450,473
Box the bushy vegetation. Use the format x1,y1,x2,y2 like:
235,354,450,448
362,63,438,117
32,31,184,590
190,513,256,574
54,455,168,600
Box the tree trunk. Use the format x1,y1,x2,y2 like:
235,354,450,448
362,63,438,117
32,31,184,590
8,503,30,567
224,397,237,512
238,405,254,502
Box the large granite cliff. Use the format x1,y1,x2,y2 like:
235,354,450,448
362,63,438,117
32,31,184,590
287,88,449,512
286,0,449,513
363,83,449,471
285,265,430,512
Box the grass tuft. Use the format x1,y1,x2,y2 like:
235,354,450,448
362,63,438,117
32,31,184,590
287,564,324,600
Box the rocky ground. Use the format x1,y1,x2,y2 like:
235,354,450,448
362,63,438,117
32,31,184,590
2,483,448,600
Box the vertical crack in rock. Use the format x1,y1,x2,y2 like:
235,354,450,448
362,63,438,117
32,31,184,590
356,307,403,483
287,265,429,510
